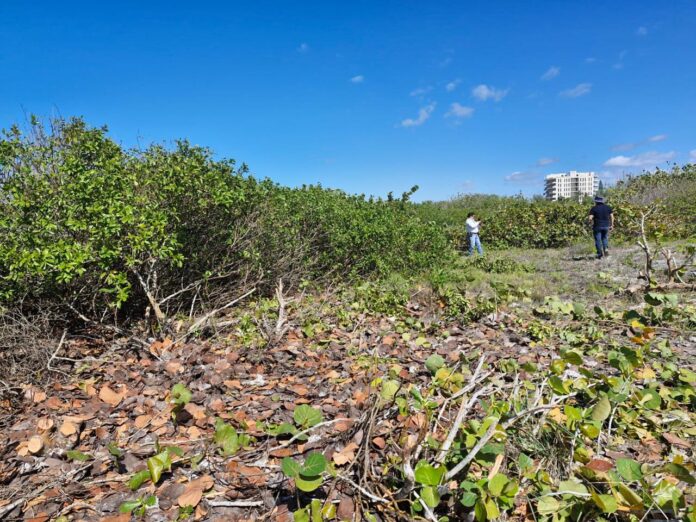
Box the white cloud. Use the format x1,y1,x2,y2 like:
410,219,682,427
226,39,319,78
504,171,539,184
472,84,508,102
541,66,560,81
585,57,596,64
297,42,309,53
636,26,648,36
410,86,432,97
648,134,667,142
690,149,696,161
537,157,558,166
603,150,676,168
445,103,474,120
560,83,592,98
445,79,461,92
613,62,624,70
400,103,436,128
350,75,364,84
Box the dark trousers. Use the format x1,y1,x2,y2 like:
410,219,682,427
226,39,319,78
593,228,609,257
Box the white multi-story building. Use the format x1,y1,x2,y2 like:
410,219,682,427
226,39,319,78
544,171,599,201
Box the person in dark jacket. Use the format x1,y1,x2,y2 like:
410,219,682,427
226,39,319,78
588,196,614,259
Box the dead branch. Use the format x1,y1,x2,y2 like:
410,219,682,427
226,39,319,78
183,288,256,340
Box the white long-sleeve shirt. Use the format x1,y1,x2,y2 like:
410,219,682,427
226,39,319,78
465,217,480,234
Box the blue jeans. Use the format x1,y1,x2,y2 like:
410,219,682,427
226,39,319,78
468,233,483,255
593,228,609,257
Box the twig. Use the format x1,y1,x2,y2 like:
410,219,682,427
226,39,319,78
435,386,492,464
207,499,264,508
46,329,68,375
413,491,439,522
184,288,256,340
337,475,389,504
444,420,498,481
267,418,352,451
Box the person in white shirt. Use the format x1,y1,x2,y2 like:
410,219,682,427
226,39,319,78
465,213,483,255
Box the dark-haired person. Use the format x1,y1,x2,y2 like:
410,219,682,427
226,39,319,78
588,196,614,259
466,213,483,256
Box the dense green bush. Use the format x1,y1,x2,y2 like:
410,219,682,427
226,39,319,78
0,117,451,321
418,166,696,249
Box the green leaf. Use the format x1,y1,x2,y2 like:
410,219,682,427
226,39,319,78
65,450,92,462
128,469,151,490
518,453,533,472
214,418,241,455
580,423,600,439
425,354,445,374
558,480,589,497
562,350,583,366
460,491,478,507
107,442,123,457
616,458,643,481
484,497,500,519
294,474,323,492
592,492,618,514
536,496,561,515
293,404,323,428
591,396,611,422
414,460,445,486
548,375,568,395
487,473,509,497
281,457,301,478
171,383,192,406
142,495,157,507
301,452,327,477
147,451,171,484
119,500,142,514
421,486,441,508
380,379,400,401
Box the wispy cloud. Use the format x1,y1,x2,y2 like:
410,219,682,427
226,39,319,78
410,86,432,97
603,150,676,168
690,149,696,161
445,103,474,121
445,79,461,92
585,57,596,64
559,83,592,98
504,171,539,184
537,157,558,166
612,134,668,152
297,42,309,53
472,84,508,102
400,103,436,128
350,75,364,84
541,66,560,81
636,26,648,36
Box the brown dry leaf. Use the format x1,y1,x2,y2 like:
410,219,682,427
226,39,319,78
586,459,613,472
27,435,44,454
99,385,124,407
177,486,204,508
37,418,54,431
337,495,355,521
102,514,131,522
332,442,359,466
335,419,354,432
382,336,395,346
184,403,207,420
663,432,690,448
237,465,267,486
291,384,309,396
372,437,386,449
32,390,47,403
487,453,504,480
60,421,77,436
134,414,152,429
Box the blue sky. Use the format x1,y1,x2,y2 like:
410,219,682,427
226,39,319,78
1,1,695,201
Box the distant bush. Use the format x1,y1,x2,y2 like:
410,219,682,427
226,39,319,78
0,117,451,322
418,166,696,249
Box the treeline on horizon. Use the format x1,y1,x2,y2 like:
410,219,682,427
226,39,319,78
0,116,694,323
